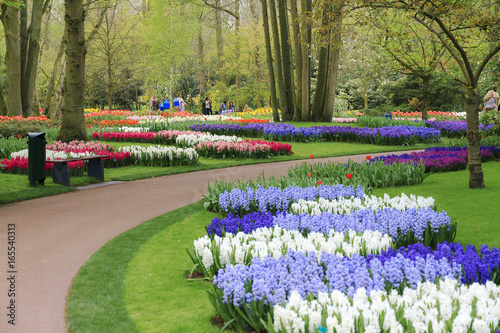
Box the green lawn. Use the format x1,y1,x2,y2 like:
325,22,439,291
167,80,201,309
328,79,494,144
67,162,500,332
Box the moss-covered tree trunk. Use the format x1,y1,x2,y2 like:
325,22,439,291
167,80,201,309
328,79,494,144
300,0,311,120
261,0,280,122
278,0,294,121
421,76,430,121
269,0,284,111
465,87,484,188
290,0,302,121
58,0,87,142
1,2,22,117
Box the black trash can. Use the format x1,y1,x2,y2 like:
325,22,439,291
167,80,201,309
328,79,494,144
28,132,47,187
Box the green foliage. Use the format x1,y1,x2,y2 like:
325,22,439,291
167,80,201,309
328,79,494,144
203,160,427,214
356,116,425,128
386,73,465,112
0,136,28,159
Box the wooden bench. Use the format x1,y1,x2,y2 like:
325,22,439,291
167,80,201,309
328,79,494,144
49,155,107,186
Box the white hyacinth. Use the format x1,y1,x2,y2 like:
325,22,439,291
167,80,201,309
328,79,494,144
10,149,95,160
290,193,435,216
193,227,393,272
118,145,198,161
176,133,242,147
273,279,500,333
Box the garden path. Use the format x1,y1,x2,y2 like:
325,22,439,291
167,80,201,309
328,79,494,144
0,151,415,333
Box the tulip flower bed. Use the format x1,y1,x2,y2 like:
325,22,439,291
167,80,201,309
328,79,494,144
392,110,459,119
190,123,441,145
374,146,500,173
91,119,139,127
425,120,497,138
0,115,51,123
84,110,134,118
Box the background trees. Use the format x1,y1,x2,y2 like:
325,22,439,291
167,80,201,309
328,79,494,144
0,0,497,122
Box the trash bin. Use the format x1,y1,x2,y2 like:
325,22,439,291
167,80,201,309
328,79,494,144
164,100,170,109
383,113,392,119
159,101,165,111
28,132,47,187
173,98,179,108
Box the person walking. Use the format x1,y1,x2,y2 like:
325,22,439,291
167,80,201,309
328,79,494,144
483,86,499,112
150,95,157,112
178,94,186,112
204,96,212,115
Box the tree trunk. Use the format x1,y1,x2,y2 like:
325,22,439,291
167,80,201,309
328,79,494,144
311,7,331,122
0,81,8,116
300,0,311,120
465,87,484,188
1,2,22,117
323,8,342,123
261,0,280,122
22,0,44,117
290,0,302,121
58,0,87,142
215,1,226,88
235,0,241,111
278,0,294,121
43,34,65,117
421,76,430,121
198,16,205,95
269,0,284,111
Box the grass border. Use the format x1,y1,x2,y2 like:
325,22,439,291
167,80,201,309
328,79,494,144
66,201,204,332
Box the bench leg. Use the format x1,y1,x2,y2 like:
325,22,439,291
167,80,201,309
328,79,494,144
52,163,70,186
87,158,104,181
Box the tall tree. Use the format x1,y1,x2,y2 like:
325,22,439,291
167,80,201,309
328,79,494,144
1,0,22,116
278,0,294,121
367,0,500,189
261,0,280,121
58,0,87,141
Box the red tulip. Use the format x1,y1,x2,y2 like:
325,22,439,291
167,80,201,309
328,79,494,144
346,174,353,179
310,155,314,159
308,173,311,177
318,180,322,185
366,155,371,160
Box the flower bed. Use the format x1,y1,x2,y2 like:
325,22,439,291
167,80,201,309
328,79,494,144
118,145,198,166
374,146,500,172
425,120,496,137
273,280,500,332
218,184,364,216
194,140,272,159
191,228,393,277
210,242,500,332
190,123,441,145
331,117,357,123
176,133,242,148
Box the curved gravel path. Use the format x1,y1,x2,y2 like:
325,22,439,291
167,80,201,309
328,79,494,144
0,152,412,333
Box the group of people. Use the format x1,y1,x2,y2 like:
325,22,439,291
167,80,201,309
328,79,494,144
150,94,186,112
203,97,235,115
